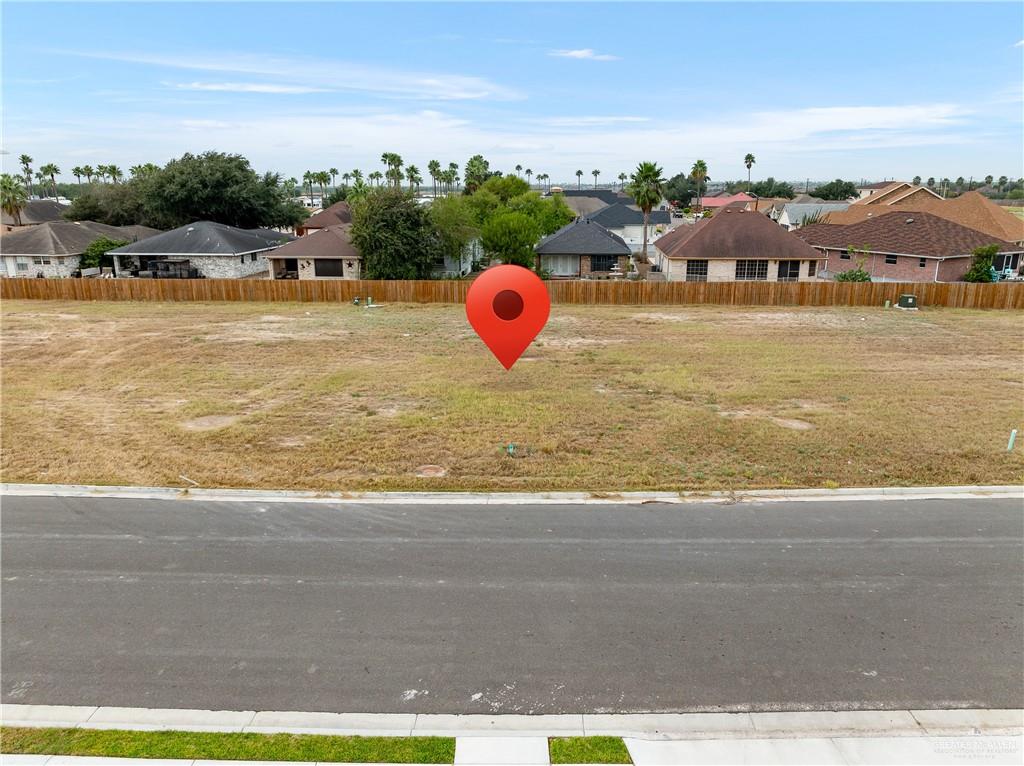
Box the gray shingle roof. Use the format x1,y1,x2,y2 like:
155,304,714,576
588,203,671,227
535,218,631,256
780,202,851,222
110,221,291,256
0,221,159,256
1,199,70,227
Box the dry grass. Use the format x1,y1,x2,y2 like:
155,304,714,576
2,299,1022,492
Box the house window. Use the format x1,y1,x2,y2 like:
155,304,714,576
250,253,257,262
590,254,617,272
885,254,898,265
919,257,927,268
32,256,51,265
685,259,708,282
839,250,851,260
735,260,768,281
808,260,817,277
16,257,29,272
777,260,800,282
994,253,1021,271
313,259,345,277
239,255,245,264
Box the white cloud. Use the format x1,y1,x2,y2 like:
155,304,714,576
549,49,620,61
56,49,524,101
539,116,650,127
1015,39,1024,47
171,82,330,94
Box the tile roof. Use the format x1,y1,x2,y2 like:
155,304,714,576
654,209,822,260
535,217,631,256
302,201,353,230
794,210,1022,257
110,221,292,256
0,221,159,256
268,224,360,259
588,203,671,227
1,199,70,227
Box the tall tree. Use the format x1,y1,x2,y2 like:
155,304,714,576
690,159,708,209
984,174,994,187
342,172,351,187
628,161,667,264
369,170,383,186
72,166,84,185
0,173,29,225
40,163,60,197
744,153,756,190
82,165,94,184
406,164,422,192
912,175,922,185
427,160,441,197
350,188,443,279
618,172,627,190
592,169,600,189
108,165,123,184
525,168,533,187
575,169,583,189
927,177,936,188
514,164,522,177
19,154,33,196
329,167,338,188
997,175,1008,192
811,179,858,201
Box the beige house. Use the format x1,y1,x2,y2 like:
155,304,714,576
267,224,361,280
652,208,824,282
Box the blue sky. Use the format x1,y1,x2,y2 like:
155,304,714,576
3,1,1022,186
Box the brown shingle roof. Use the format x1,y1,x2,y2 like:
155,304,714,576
268,224,360,259
654,209,823,260
825,191,1024,243
302,201,352,230
794,210,1021,257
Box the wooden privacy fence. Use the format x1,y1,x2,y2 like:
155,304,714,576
2,278,1023,309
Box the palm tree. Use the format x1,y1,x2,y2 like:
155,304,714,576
927,177,936,188
984,174,994,187
18,154,33,196
591,169,600,189
369,170,383,186
525,168,533,188
351,169,363,184
72,166,84,186
998,175,1008,192
690,159,709,209
515,164,522,177
329,167,338,188
342,172,351,188
617,172,627,190
108,165,123,184
536,173,547,192
302,171,313,199
317,171,329,200
628,162,667,264
744,153,756,191
0,173,29,225
406,165,422,192
34,171,46,196
912,175,922,186
82,165,94,184
40,163,60,198
427,160,441,198
575,169,583,189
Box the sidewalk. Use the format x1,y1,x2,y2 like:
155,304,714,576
2,705,1021,765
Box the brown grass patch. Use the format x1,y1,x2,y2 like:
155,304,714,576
2,300,1022,491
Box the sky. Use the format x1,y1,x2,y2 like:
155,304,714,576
2,1,1022,187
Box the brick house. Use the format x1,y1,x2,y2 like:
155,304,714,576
535,218,631,278
1,221,159,277
110,221,294,278
651,208,824,282
267,224,361,280
795,211,1023,282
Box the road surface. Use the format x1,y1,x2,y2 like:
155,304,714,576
2,494,1021,713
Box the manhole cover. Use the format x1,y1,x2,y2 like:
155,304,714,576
415,464,447,478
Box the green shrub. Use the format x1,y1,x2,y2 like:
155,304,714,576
964,243,998,283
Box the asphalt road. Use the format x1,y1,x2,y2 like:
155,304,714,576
2,495,1021,713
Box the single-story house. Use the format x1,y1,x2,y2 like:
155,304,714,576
110,221,294,278
559,189,635,218
586,203,675,252
850,181,943,207
2,199,70,235
824,191,1024,246
795,211,1023,282
1,221,159,278
652,208,825,282
267,224,361,280
777,202,851,230
696,192,754,210
296,201,352,236
535,217,632,278
855,181,897,200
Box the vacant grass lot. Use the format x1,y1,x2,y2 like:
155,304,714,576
2,300,1021,491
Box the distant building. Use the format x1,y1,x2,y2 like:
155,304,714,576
795,210,1023,282
296,201,352,236
652,208,824,282
0,221,158,278
535,218,632,278
849,181,943,207
110,221,294,278
777,202,851,230
586,203,676,252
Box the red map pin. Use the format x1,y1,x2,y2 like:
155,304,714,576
466,265,550,370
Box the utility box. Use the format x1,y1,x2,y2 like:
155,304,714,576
897,294,917,310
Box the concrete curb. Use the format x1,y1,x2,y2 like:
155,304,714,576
2,705,1021,739
2,482,1022,506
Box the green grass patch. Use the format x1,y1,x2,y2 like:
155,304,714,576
549,736,632,764
0,727,455,764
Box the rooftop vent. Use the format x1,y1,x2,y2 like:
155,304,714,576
905,218,914,224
